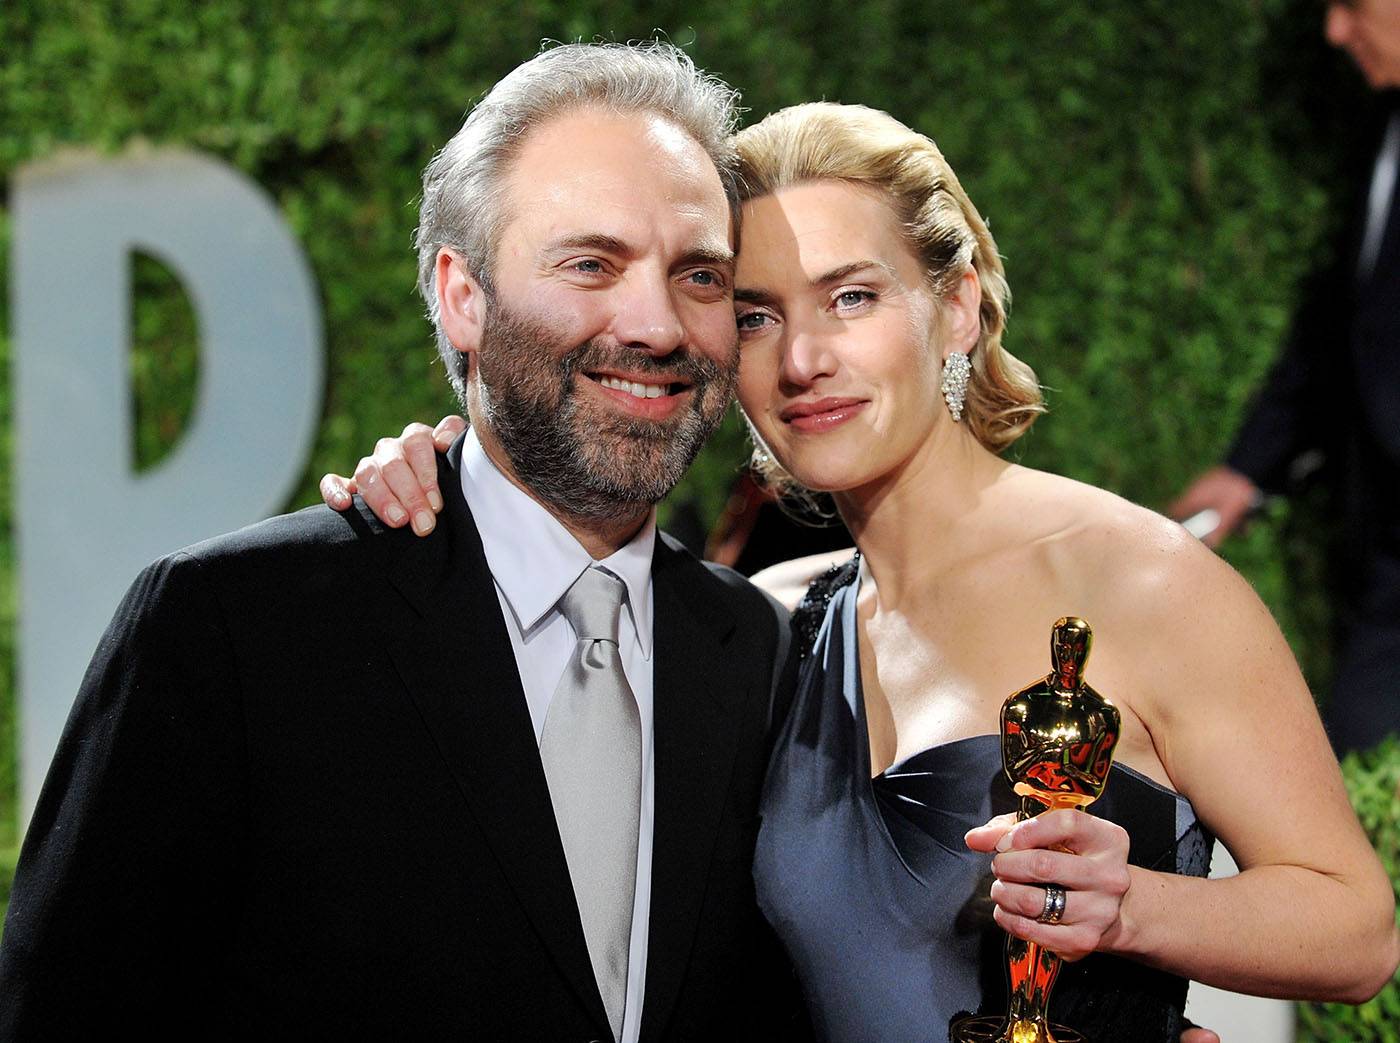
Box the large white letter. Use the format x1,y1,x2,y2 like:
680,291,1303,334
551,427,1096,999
13,146,324,824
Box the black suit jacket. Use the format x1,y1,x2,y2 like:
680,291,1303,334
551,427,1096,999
1228,94,1400,614
0,440,805,1040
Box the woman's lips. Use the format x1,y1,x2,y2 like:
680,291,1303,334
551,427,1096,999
779,397,868,432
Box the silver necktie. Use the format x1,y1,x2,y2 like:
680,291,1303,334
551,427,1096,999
539,566,641,1042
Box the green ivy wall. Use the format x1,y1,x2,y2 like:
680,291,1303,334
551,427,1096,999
2,1,1395,1035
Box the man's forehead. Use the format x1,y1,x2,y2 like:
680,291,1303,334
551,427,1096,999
531,216,734,260
498,106,733,253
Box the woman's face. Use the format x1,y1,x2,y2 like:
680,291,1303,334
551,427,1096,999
734,179,961,494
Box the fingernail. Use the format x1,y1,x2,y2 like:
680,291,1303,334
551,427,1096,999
413,510,434,535
996,829,1015,853
427,488,443,512
333,489,349,506
386,504,407,525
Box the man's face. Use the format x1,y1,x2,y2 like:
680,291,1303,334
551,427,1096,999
473,286,736,520
1328,0,1400,89
463,106,739,520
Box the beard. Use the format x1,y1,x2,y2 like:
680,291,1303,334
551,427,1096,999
471,295,737,521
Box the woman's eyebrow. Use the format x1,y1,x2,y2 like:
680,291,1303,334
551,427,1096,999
734,286,775,305
735,260,897,305
810,259,898,286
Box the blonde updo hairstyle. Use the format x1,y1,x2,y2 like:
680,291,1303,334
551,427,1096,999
733,102,1044,489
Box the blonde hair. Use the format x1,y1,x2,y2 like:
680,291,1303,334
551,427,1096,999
733,102,1044,487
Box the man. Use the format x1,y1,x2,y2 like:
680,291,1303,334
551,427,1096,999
0,43,802,1040
1171,0,1400,754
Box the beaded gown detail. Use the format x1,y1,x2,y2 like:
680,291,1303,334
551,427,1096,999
754,564,1213,1043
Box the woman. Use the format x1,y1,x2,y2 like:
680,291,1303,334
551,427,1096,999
322,103,1398,1040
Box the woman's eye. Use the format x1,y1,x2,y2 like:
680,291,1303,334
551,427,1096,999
834,289,876,310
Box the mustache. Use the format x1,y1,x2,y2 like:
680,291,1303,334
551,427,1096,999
560,340,733,387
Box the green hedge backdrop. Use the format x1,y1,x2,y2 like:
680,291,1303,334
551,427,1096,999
2,0,1396,1035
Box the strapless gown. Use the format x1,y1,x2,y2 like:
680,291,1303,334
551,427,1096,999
754,571,1213,1043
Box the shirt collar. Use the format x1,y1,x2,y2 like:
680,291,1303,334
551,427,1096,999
459,427,656,659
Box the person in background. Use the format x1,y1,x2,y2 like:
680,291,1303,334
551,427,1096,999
703,468,853,575
1171,0,1400,754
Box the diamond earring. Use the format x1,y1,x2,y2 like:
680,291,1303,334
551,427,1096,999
942,352,971,422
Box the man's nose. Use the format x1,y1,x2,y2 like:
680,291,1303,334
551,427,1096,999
612,274,686,356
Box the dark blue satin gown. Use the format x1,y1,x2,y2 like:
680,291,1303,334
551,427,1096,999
754,570,1213,1043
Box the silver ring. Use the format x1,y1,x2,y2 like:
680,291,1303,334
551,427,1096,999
1037,884,1067,925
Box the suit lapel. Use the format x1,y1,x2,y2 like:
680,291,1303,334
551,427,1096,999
640,536,746,1040
375,437,609,1032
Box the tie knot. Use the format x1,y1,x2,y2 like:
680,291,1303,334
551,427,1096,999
557,566,626,644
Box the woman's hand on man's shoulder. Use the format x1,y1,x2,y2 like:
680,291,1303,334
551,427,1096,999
319,416,466,534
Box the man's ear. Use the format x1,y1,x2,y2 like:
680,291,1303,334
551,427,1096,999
436,249,487,357
942,268,982,358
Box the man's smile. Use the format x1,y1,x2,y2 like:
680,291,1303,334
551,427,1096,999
584,369,695,420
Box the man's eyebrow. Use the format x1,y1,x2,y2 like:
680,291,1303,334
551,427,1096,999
541,235,734,271
734,260,898,305
543,233,634,256
676,245,736,269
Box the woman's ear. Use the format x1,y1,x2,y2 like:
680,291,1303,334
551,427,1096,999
942,268,982,358
435,249,486,358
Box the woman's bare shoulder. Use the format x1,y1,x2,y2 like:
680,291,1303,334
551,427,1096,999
747,548,858,611
998,470,1265,661
1021,471,1296,703
1011,470,1214,586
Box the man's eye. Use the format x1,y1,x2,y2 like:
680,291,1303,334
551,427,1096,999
571,259,605,274
736,311,772,331
685,269,727,290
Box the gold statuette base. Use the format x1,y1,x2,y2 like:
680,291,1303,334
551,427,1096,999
949,1013,1086,1043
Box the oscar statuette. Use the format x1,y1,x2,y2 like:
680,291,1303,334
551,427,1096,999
950,617,1121,1043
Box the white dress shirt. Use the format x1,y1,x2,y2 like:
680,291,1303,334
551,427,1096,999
1360,110,1400,279
459,428,654,1043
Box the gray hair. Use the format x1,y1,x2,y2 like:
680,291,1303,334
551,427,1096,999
415,41,742,398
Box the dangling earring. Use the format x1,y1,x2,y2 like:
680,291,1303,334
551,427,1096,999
942,351,971,422
751,446,771,469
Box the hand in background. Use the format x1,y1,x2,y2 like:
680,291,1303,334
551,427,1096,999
1167,465,1260,549
319,416,467,535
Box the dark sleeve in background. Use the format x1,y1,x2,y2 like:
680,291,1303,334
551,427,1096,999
0,553,248,1034
1227,104,1383,492
1226,249,1353,493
